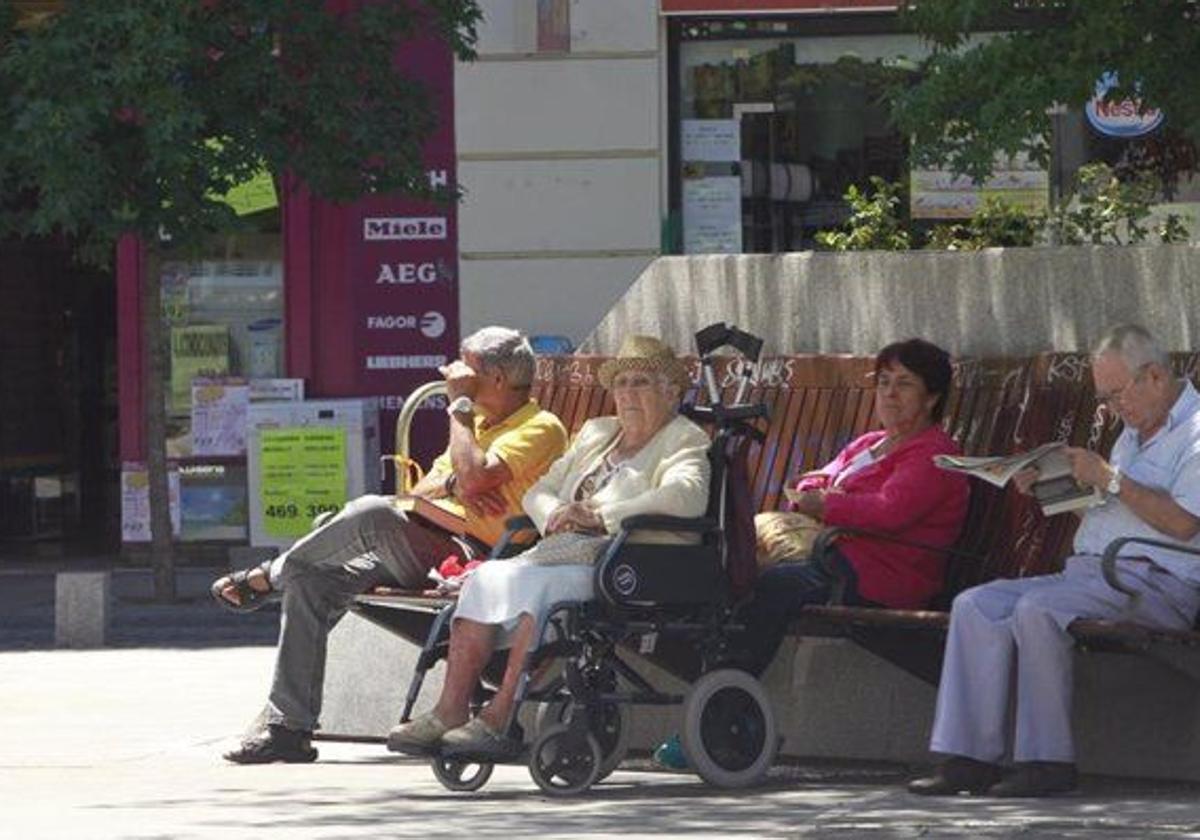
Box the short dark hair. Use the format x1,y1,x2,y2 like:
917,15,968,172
874,338,954,421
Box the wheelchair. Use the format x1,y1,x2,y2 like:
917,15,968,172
394,323,777,796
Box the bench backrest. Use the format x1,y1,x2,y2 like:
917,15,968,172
518,349,1199,604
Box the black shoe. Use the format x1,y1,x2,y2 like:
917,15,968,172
223,724,318,764
986,762,1077,797
908,756,1003,796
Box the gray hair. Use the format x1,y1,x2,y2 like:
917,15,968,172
1093,323,1169,371
461,326,535,388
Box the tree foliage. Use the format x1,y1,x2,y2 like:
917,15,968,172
892,0,1200,181
0,0,481,262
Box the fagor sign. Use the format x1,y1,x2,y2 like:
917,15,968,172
365,311,447,338
363,217,447,241
1085,72,1164,138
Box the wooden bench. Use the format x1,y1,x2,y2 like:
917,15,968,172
351,350,1200,687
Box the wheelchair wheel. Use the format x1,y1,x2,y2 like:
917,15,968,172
680,668,777,789
533,700,631,782
527,723,602,796
430,756,494,792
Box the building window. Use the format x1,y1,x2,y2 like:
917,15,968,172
674,17,929,253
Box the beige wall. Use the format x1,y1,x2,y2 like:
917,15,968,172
455,0,663,346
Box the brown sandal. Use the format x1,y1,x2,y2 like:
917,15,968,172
210,560,276,613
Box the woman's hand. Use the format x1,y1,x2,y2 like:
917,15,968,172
545,502,605,535
789,489,827,519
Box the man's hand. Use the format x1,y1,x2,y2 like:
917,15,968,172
461,487,508,518
439,359,479,401
545,501,605,535
1012,466,1040,496
1063,447,1114,490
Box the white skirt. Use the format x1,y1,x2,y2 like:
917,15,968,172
453,537,604,648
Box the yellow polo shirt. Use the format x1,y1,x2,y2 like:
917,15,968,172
428,399,567,545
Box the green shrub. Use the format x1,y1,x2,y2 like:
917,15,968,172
926,198,1040,250
1043,163,1191,246
815,177,911,252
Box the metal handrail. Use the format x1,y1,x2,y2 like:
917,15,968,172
383,380,449,493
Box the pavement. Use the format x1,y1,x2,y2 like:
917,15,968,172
6,566,1200,838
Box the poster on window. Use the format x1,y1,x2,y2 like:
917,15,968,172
911,151,1049,220
120,463,181,542
191,378,250,457
683,176,743,254
169,324,231,413
682,119,741,163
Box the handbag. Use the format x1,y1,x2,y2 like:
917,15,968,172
519,532,610,567
755,511,823,569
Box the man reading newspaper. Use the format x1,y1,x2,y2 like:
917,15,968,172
911,324,1200,798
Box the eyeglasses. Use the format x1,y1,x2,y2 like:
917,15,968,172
1097,364,1150,407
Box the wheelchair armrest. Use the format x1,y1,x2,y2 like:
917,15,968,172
488,515,540,559
1100,536,1200,596
504,515,535,531
617,514,719,534
810,525,976,605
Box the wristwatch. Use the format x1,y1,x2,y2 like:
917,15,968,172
447,395,475,417
1105,466,1122,498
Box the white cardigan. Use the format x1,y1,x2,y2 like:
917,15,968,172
522,414,711,545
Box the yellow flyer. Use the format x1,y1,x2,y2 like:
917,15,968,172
259,427,346,538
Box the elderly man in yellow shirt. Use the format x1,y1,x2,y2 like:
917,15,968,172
212,326,567,764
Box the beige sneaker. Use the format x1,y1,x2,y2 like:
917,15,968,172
441,717,522,761
386,712,453,756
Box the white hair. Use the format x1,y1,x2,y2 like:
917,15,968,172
1093,323,1169,371
461,326,535,387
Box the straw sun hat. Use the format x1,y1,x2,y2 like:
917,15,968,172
597,335,691,390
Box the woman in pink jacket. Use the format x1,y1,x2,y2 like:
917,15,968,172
656,337,969,769
740,337,969,674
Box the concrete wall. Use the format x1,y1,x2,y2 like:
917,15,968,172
454,0,663,346
321,611,1200,781
580,245,1200,356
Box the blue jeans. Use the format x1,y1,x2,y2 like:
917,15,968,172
736,548,876,676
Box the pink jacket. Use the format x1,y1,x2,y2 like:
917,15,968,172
793,426,968,609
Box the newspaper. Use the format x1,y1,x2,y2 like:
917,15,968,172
933,442,1103,517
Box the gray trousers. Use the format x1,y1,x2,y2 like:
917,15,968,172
929,555,1200,764
262,494,464,731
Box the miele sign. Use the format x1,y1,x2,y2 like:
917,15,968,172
363,217,448,241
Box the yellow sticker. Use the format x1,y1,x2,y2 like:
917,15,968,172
259,427,347,538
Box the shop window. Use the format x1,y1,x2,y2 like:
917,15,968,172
678,30,928,253
155,234,283,542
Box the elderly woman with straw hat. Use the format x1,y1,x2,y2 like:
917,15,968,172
388,335,711,758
